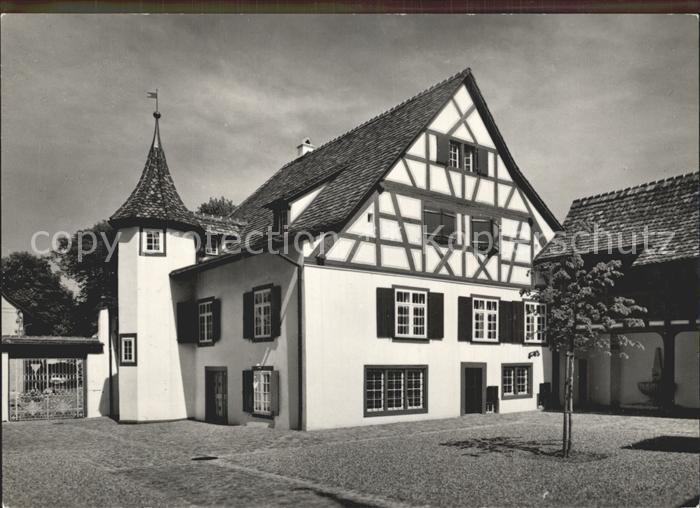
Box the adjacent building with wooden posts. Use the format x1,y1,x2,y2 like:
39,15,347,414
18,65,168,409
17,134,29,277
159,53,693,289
536,172,699,413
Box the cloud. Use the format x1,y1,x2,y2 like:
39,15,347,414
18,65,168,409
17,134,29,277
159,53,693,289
1,14,697,255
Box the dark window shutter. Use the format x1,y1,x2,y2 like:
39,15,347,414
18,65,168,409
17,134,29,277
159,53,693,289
177,301,197,343
513,301,525,343
211,298,222,343
457,296,472,341
491,220,500,252
427,292,444,339
242,291,254,339
376,288,395,338
270,370,280,416
499,301,513,343
436,135,450,165
242,370,253,413
476,148,489,176
270,285,282,338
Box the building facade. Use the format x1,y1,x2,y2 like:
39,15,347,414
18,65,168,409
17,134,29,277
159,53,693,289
537,172,699,413
108,69,562,430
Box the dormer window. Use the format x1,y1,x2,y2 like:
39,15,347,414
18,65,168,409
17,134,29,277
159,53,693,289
205,235,220,256
273,206,289,235
141,227,165,256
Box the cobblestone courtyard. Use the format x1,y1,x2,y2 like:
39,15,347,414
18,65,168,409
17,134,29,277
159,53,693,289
3,411,698,507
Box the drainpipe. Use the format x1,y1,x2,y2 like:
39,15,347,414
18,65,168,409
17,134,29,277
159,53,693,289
276,252,304,430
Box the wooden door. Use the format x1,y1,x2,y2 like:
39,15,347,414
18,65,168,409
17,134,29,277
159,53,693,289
464,367,484,413
205,368,227,424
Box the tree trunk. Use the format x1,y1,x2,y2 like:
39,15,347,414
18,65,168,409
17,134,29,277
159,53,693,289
562,349,575,457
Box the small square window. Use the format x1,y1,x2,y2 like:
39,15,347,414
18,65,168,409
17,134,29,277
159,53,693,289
502,365,532,398
205,236,220,256
142,228,165,255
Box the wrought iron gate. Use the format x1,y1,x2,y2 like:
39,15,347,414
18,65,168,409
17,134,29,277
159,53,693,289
9,358,85,421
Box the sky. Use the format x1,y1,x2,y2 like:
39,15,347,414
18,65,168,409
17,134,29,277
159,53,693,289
1,14,698,256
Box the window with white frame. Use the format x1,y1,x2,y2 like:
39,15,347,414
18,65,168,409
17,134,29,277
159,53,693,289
473,297,498,342
205,235,220,256
448,140,461,168
395,289,427,338
198,300,214,343
525,302,546,343
365,366,427,416
406,369,425,410
120,335,136,365
502,365,531,398
143,229,164,254
253,369,272,415
254,288,272,339
463,145,474,172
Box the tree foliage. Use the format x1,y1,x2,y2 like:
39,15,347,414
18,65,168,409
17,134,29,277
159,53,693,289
525,252,646,355
196,196,237,217
1,252,76,335
524,252,646,457
52,220,118,336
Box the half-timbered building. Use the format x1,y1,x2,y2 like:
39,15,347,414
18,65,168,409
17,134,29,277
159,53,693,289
107,68,562,429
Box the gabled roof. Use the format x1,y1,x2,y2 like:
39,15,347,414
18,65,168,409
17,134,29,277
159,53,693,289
230,68,561,244
110,113,198,230
537,171,699,266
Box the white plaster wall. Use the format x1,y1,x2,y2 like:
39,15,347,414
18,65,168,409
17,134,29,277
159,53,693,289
586,350,611,406
181,253,300,429
117,227,196,421
1,352,8,421
2,296,22,336
303,265,551,430
675,331,699,408
86,308,113,418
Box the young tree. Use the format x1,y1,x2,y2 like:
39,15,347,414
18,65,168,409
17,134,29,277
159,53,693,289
1,252,76,335
524,252,645,457
196,196,237,216
52,220,118,336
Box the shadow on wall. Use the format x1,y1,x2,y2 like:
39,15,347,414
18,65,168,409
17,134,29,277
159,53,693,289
623,436,700,454
98,374,119,420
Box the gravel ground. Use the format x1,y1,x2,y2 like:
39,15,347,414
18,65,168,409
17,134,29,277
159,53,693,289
2,411,698,507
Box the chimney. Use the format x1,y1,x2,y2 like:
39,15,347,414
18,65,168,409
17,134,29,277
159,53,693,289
296,138,315,157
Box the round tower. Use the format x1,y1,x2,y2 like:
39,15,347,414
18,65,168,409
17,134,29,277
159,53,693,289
109,110,199,422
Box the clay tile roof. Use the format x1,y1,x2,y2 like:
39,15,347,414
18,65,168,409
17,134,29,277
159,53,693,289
110,114,199,230
193,212,246,236
537,171,699,265
230,68,560,243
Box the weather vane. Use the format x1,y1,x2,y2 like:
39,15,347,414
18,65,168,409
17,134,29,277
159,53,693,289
147,89,159,115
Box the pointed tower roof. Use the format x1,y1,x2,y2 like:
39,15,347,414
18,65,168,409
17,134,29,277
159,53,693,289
110,112,198,230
